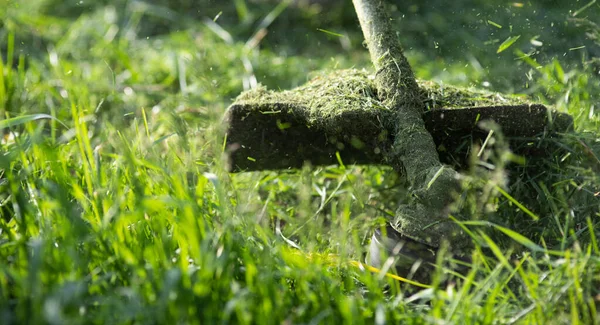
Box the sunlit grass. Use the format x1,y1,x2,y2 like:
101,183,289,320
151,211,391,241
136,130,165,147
1,1,599,323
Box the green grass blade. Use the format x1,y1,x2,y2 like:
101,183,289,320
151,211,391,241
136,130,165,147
497,35,521,53
478,231,512,270
494,184,539,220
494,226,545,252
0,51,5,115
462,220,566,256
0,113,68,129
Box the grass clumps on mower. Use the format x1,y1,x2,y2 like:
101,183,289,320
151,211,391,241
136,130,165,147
234,69,529,125
226,69,571,172
233,69,388,135
419,80,528,110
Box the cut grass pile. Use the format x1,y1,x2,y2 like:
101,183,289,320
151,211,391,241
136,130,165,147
1,1,600,323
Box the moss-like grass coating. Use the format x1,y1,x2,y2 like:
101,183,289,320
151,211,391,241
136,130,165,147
234,69,528,128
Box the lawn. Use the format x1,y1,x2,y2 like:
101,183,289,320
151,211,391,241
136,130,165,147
1,0,599,323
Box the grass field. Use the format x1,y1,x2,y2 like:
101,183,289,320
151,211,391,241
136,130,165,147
1,0,600,323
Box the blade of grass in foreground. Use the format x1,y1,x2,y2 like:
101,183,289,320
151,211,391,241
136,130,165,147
0,114,68,129
461,220,565,256
493,184,539,220
280,246,432,289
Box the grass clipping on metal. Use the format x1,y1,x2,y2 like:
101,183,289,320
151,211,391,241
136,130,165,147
233,69,527,133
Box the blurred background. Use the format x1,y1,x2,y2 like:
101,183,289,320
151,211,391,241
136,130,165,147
2,0,599,105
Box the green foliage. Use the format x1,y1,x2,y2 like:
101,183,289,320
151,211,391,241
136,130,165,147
0,0,599,323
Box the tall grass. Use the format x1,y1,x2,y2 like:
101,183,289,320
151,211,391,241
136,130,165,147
1,1,599,323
